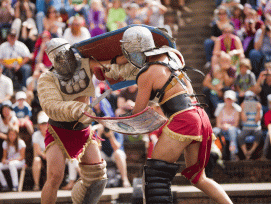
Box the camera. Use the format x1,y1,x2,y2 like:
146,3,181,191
104,127,110,133
266,25,271,32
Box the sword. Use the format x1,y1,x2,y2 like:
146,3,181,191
89,88,112,108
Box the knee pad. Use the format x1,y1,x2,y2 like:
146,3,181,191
71,160,107,204
143,159,180,204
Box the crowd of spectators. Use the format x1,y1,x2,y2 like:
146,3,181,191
0,0,179,193
203,0,271,163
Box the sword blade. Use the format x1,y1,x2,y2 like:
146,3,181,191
89,88,112,108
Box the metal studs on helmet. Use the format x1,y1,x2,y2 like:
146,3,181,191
120,26,155,68
46,38,78,79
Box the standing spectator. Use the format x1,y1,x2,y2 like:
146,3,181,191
68,0,89,25
0,28,31,91
234,58,256,103
261,94,271,160
35,0,62,34
88,0,106,37
238,91,263,160
32,111,48,191
106,0,126,32
43,6,65,38
212,23,245,72
0,65,13,105
32,31,52,71
0,0,14,42
0,101,19,160
13,91,34,136
63,15,91,45
249,18,271,77
252,62,271,114
12,0,37,38
204,5,233,69
0,127,26,192
213,90,241,160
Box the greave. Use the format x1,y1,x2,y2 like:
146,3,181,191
143,159,180,204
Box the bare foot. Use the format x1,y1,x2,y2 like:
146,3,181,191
61,181,75,190
122,179,131,188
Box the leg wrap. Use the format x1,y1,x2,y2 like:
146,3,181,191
71,160,107,204
143,159,180,204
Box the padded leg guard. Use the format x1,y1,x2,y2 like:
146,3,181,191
143,159,180,204
71,160,107,204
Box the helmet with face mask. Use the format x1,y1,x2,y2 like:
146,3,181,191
121,26,173,69
46,38,79,79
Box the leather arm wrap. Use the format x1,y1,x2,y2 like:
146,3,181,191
37,72,94,123
104,63,139,81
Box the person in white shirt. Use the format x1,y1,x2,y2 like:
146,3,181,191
0,65,13,104
63,15,91,45
0,127,26,192
32,111,48,191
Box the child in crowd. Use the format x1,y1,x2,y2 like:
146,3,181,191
238,91,263,160
0,127,26,192
13,91,34,136
32,111,48,191
210,66,224,97
234,58,256,104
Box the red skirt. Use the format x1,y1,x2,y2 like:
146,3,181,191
44,124,95,160
162,106,215,184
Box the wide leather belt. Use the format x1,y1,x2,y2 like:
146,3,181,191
48,119,89,130
160,94,192,118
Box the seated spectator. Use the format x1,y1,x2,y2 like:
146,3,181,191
204,5,233,69
238,91,263,160
213,90,241,161
32,111,48,191
13,91,34,136
0,0,14,42
212,23,245,72
26,63,48,124
203,52,236,116
230,4,244,36
43,6,65,38
0,28,32,91
252,62,271,114
0,65,13,105
125,3,142,25
92,98,131,187
234,58,256,103
162,0,192,12
221,0,240,13
97,126,131,187
241,8,264,57
68,0,89,25
63,15,91,45
32,31,52,71
115,84,137,116
0,127,26,192
106,0,127,32
0,101,19,160
249,17,271,77
87,0,106,37
35,0,63,34
261,94,271,160
12,0,37,52
61,159,80,190
144,0,172,36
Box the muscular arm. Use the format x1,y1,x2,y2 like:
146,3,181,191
132,72,152,114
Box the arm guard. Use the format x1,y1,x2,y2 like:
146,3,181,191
37,72,94,124
104,63,139,81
